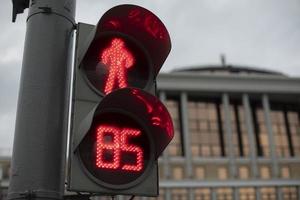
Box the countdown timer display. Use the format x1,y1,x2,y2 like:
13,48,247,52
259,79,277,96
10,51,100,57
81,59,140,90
78,112,153,188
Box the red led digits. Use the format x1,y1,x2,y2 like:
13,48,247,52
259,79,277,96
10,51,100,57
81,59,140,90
121,128,143,172
96,125,121,169
101,38,135,94
96,125,144,172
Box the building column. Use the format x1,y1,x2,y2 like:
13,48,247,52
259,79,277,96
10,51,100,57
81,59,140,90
180,92,193,178
222,93,237,178
166,188,172,200
211,188,217,200
262,94,279,177
188,188,194,200
255,187,261,200
242,94,258,178
233,187,239,200
276,187,283,200
159,91,171,179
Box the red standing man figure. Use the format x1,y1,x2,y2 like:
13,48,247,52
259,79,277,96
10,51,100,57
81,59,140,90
101,38,135,94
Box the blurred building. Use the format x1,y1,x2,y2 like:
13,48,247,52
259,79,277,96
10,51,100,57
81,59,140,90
1,65,300,200
151,65,300,200
0,149,11,200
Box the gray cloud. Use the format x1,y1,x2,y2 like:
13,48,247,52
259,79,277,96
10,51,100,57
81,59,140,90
0,0,300,152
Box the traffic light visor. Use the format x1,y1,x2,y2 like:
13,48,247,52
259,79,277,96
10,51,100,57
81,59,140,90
96,4,171,76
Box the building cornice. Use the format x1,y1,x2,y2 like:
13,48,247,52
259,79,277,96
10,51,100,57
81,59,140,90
157,73,300,94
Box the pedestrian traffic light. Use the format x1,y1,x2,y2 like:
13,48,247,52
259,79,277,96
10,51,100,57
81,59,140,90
67,4,173,197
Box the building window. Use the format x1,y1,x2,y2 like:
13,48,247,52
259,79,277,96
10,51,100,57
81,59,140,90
188,99,224,157
223,102,250,157
239,187,255,200
260,187,276,200
270,110,290,157
260,166,271,179
269,103,300,157
195,188,210,200
171,165,184,180
218,167,228,180
171,188,188,200
280,166,290,179
216,188,232,200
164,98,183,156
238,166,250,180
282,187,298,200
252,105,270,157
194,166,205,180
288,163,300,179
287,111,300,156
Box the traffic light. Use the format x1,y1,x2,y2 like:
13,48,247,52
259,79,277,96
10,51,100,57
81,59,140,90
67,4,173,197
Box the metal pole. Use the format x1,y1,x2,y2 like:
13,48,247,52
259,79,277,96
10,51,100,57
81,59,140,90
8,1,76,200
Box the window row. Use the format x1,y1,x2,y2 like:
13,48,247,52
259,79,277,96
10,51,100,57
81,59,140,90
164,95,300,158
158,164,300,180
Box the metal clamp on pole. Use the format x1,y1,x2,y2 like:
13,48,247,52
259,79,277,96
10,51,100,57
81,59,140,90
12,0,30,22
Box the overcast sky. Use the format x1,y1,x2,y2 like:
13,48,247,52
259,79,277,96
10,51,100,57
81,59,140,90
0,0,300,153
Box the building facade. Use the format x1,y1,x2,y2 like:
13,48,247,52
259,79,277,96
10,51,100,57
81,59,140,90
151,66,300,200
0,149,11,200
1,66,300,200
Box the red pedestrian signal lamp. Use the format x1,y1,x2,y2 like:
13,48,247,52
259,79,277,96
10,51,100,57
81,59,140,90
68,4,173,197
101,38,135,94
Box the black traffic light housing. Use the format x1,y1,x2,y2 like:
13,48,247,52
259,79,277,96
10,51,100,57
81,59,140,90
68,4,173,197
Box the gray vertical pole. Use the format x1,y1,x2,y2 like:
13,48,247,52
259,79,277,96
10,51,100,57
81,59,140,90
255,187,261,200
242,94,258,178
262,94,278,177
8,1,76,200
159,91,171,179
233,188,239,200
276,187,283,200
180,92,193,178
166,188,171,200
211,188,217,200
222,93,237,178
188,188,194,200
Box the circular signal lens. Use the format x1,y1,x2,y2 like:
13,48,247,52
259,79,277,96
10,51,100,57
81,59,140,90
82,35,152,95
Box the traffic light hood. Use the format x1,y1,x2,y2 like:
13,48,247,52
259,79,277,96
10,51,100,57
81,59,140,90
95,4,171,77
